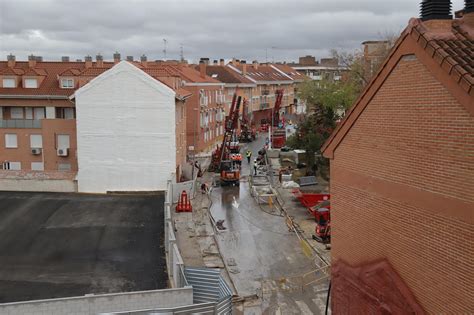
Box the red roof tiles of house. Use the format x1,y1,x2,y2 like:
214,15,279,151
408,18,474,95
322,13,474,158
0,60,194,99
175,64,222,84
272,63,308,82
229,63,295,82
199,65,255,85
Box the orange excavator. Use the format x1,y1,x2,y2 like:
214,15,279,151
209,94,242,186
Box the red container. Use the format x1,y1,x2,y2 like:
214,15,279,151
292,189,330,209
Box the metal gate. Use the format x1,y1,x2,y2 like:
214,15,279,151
185,267,232,314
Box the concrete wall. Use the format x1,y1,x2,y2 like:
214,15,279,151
0,287,193,315
0,178,76,192
75,61,176,193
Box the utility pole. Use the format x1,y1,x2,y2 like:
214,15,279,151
163,38,168,60
265,48,268,63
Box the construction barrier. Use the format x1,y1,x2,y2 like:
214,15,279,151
176,190,192,212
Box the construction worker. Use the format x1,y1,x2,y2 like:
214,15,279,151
246,150,252,163
253,159,258,176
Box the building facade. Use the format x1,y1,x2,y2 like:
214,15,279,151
322,5,473,313
0,55,190,192
288,56,347,82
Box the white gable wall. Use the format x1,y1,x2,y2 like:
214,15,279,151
75,61,176,193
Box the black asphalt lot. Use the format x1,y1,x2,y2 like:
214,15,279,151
0,191,166,303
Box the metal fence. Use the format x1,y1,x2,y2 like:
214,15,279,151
164,177,233,314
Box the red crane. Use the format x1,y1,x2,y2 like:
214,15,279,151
209,94,242,186
271,89,286,148
239,99,256,142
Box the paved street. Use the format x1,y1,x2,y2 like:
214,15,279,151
209,135,330,314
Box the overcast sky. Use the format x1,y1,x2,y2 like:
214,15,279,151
0,0,465,63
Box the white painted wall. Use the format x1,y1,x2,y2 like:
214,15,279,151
75,61,176,193
0,287,193,315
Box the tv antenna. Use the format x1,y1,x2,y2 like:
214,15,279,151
163,38,168,60
180,43,184,62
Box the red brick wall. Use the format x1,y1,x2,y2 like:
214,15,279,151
331,56,474,313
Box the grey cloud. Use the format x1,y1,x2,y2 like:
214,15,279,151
0,0,465,63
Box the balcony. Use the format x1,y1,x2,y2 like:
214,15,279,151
0,119,42,129
260,103,270,110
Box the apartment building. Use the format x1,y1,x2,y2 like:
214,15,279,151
176,62,225,154
0,54,190,192
288,56,347,82
199,59,256,130
227,60,302,125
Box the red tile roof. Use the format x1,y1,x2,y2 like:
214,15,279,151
0,60,194,99
272,64,308,81
176,64,222,84
0,61,87,96
199,65,255,85
408,17,474,95
322,15,474,159
230,63,294,82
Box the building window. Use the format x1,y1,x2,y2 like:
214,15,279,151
57,134,70,149
5,134,18,148
34,107,45,120
24,78,38,88
25,107,33,119
61,78,74,88
30,134,43,148
56,107,75,119
2,161,21,170
31,162,44,171
2,78,15,88
58,163,71,171
10,107,24,119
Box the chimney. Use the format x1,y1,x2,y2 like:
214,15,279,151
126,56,134,62
96,54,103,67
213,59,218,65
219,58,225,66
466,0,474,13
420,0,452,21
200,57,210,65
113,52,121,63
242,61,247,75
61,56,70,62
85,55,92,68
28,54,36,68
252,60,259,70
199,60,206,78
7,54,15,68
140,54,147,67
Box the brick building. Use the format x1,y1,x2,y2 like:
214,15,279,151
227,60,303,125
176,62,225,154
0,54,191,191
288,56,347,82
322,1,473,313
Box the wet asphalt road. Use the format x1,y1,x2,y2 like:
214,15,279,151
0,192,166,303
210,135,325,313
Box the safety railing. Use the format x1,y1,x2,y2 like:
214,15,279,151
0,119,42,128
